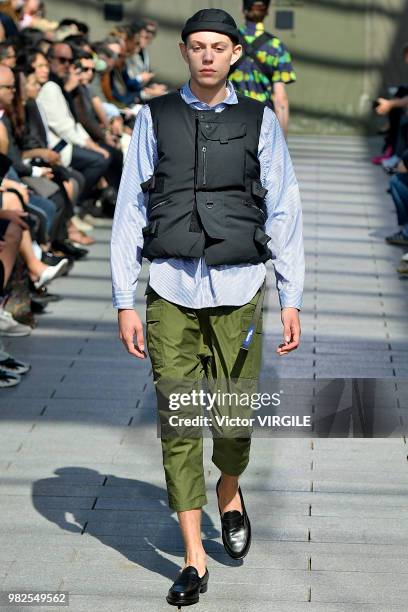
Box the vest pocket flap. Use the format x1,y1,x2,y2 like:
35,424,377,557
254,226,271,246
200,122,247,142
140,177,153,192
140,176,164,193
142,220,159,237
197,195,225,239
252,179,268,199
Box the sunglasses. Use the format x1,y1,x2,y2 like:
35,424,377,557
0,84,15,90
55,56,73,65
81,67,95,73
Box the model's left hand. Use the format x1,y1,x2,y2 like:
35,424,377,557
277,307,301,355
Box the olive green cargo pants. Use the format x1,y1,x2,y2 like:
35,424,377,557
145,286,263,511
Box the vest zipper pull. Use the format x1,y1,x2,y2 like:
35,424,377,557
202,146,207,186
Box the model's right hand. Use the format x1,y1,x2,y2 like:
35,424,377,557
118,309,146,359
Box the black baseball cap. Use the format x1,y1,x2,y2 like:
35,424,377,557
181,9,240,44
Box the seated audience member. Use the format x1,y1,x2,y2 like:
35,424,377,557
21,51,95,245
71,50,123,201
126,18,167,101
0,39,16,68
105,35,142,108
385,154,408,247
0,65,92,259
373,43,408,167
37,42,112,215
18,0,58,33
0,207,32,387
0,11,19,41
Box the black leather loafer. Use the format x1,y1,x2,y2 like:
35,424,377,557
166,565,209,607
216,477,251,559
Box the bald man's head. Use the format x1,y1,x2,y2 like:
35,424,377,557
0,65,13,80
0,65,15,110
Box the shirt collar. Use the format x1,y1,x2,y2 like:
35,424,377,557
181,79,238,107
243,21,265,36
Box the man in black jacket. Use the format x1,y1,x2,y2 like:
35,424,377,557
72,51,123,194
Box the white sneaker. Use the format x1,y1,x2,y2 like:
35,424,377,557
0,352,31,375
381,155,400,169
0,368,21,388
401,252,408,262
71,215,94,233
0,309,32,336
34,258,70,290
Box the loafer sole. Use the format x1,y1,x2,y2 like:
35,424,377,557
166,583,208,606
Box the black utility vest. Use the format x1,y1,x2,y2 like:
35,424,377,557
141,90,272,266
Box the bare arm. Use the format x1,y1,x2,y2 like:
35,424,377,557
273,82,289,139
91,95,110,130
376,95,408,115
0,121,9,154
21,148,61,164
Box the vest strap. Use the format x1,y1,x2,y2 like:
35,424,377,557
252,179,268,199
241,279,266,351
142,220,159,237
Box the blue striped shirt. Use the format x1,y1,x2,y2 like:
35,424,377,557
110,81,304,310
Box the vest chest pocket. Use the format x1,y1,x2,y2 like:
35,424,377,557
198,122,247,190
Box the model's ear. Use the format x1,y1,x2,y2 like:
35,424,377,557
179,41,188,64
230,44,243,66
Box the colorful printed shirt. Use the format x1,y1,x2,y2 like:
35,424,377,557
229,21,296,107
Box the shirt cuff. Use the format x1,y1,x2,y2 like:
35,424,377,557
112,288,138,309
31,166,43,177
279,290,303,311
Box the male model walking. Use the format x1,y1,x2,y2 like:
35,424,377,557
110,8,304,608
229,0,296,137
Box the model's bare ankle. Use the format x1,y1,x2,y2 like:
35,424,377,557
218,473,242,514
183,550,207,576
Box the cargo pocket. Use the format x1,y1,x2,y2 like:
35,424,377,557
239,312,263,380
146,294,164,373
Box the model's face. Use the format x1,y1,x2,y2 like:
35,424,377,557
32,52,49,84
180,31,241,89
